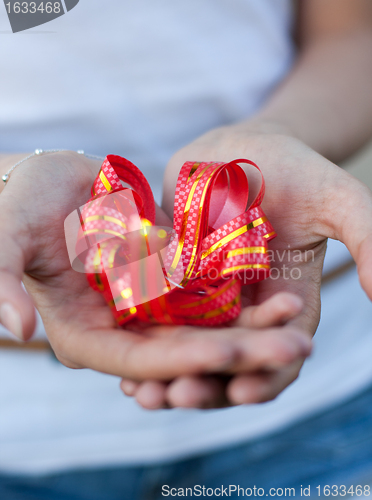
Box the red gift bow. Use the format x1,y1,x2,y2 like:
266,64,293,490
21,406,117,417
77,155,276,326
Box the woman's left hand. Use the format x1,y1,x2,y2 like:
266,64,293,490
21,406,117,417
121,122,372,409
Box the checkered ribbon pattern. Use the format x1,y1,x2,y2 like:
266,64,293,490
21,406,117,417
76,155,276,327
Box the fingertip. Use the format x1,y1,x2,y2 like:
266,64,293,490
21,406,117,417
235,292,304,329
120,379,140,397
227,374,278,405
357,237,372,300
167,376,223,408
277,293,304,314
286,329,313,358
227,376,256,405
266,330,312,367
0,291,36,341
0,271,37,341
166,377,200,408
135,380,168,410
21,305,37,341
266,292,304,325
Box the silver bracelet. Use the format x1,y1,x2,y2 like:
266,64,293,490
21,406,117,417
2,149,104,185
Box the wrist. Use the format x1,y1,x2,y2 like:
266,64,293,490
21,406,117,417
0,153,32,194
241,111,337,160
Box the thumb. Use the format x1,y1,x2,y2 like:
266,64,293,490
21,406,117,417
326,171,372,300
0,227,36,341
354,233,372,301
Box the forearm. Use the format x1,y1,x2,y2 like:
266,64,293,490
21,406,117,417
249,31,372,162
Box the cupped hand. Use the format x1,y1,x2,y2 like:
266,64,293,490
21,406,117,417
121,123,372,409
0,151,310,384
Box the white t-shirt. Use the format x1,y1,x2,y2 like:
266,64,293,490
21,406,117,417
1,0,372,476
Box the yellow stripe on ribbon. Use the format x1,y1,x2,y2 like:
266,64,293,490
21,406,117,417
221,264,270,275
84,215,127,229
201,226,246,260
116,308,137,323
93,246,104,291
182,174,215,284
201,217,268,260
247,216,268,230
99,170,113,192
157,295,174,324
93,246,102,272
263,231,276,239
83,228,127,241
108,244,121,268
168,163,214,275
142,301,155,322
187,295,240,320
187,162,201,182
226,247,266,259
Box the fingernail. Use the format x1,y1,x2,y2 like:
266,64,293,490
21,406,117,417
289,295,304,310
0,303,23,341
286,330,313,357
286,335,312,359
296,335,313,356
